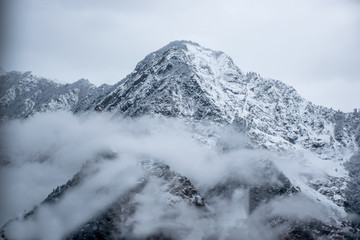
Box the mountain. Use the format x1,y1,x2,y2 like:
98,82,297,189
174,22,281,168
1,40,360,239
1,41,359,154
0,71,114,120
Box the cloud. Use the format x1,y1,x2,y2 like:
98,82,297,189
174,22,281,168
0,112,347,239
5,155,142,240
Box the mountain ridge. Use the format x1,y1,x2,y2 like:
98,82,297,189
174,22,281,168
1,40,358,156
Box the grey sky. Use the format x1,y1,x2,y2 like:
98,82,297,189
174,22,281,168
1,0,360,112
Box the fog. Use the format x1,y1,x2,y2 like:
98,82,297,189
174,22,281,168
0,112,341,239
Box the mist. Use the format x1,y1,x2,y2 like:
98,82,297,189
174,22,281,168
0,112,345,239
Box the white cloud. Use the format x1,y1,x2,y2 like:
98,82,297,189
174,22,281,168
0,112,346,239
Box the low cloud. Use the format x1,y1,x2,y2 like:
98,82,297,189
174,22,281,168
0,112,343,239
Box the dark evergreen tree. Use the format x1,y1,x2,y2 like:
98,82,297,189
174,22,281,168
344,152,360,215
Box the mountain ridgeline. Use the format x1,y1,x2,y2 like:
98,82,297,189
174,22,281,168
1,40,360,239
1,41,359,154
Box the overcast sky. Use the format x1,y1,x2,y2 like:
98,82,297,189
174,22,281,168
1,0,359,112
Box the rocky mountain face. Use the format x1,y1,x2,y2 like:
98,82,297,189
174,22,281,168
1,41,359,155
0,71,113,120
1,40,360,239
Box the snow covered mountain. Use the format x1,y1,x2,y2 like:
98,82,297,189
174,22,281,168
0,71,113,120
1,41,358,155
1,40,360,239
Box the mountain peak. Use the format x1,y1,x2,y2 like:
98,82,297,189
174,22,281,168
101,40,246,121
135,40,241,79
164,40,201,48
159,40,226,58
